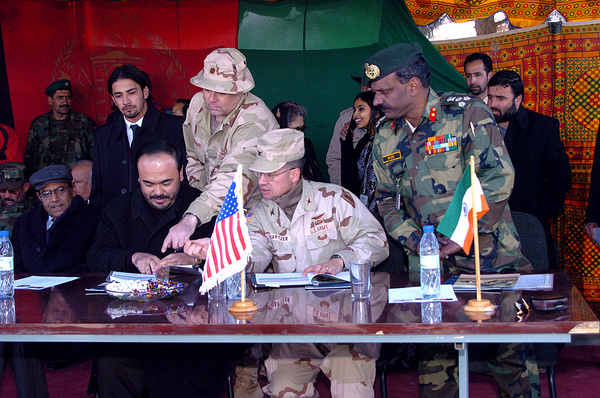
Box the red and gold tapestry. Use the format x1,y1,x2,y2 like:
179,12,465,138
435,23,600,299
407,0,600,28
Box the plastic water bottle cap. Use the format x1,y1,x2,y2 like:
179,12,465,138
0,231,8,237
423,225,434,233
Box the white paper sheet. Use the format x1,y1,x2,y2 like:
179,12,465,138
388,285,458,303
14,276,79,290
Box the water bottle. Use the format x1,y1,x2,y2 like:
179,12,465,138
420,225,440,299
0,230,14,298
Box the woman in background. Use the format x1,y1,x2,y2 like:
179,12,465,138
271,101,324,182
340,91,382,214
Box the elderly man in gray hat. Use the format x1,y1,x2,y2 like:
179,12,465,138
162,47,278,253
185,128,388,398
12,165,100,273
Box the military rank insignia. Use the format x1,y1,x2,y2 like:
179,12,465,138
425,134,457,155
382,151,402,164
428,107,437,122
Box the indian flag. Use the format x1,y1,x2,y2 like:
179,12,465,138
437,164,489,254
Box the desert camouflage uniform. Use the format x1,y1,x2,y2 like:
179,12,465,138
183,92,278,225
25,111,94,178
247,179,388,398
0,196,38,237
373,90,529,274
373,90,538,397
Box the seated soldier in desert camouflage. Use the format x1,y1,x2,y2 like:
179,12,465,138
185,128,389,398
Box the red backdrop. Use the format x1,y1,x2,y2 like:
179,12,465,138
0,0,239,158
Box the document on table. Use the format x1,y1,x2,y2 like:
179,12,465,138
388,285,458,303
107,271,155,282
250,272,351,289
15,276,79,290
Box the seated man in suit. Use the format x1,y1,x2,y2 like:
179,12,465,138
88,140,241,398
186,129,389,398
12,165,100,273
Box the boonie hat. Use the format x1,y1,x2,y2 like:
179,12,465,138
250,129,305,173
45,79,71,96
0,162,26,190
190,48,255,94
362,42,423,87
30,165,73,191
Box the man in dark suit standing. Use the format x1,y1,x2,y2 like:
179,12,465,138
90,64,185,208
488,70,572,268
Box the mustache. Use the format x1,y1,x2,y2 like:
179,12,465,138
150,195,170,200
379,105,391,111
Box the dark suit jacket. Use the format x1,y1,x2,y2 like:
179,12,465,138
90,104,185,208
504,105,571,223
586,124,600,224
12,196,101,273
87,183,213,273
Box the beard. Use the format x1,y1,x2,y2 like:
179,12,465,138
469,84,484,96
492,102,518,124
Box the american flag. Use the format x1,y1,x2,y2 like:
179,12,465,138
199,165,252,294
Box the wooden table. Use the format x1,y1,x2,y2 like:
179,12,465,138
0,270,597,397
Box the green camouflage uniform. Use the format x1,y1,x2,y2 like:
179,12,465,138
183,92,278,225
25,111,95,178
373,89,538,397
373,90,529,274
247,179,389,398
0,196,38,237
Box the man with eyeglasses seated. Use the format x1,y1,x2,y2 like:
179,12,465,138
186,128,389,398
0,162,38,237
12,164,101,273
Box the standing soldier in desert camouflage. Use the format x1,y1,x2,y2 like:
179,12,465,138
25,79,95,178
364,42,539,397
185,128,388,398
162,48,279,252
0,162,38,236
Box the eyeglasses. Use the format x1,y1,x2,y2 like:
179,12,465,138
252,168,293,182
39,186,70,200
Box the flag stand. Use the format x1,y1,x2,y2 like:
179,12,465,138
229,267,258,319
463,154,495,321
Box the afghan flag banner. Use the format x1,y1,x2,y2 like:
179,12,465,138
437,164,489,254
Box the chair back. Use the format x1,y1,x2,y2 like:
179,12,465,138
511,211,549,271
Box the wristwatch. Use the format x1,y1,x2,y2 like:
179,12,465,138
330,254,345,268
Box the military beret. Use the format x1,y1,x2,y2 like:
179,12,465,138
0,162,26,190
45,79,71,96
250,129,305,174
29,165,73,191
362,42,423,86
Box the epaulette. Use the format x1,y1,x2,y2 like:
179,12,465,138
440,94,474,108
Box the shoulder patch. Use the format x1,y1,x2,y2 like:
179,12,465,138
441,95,473,108
246,211,254,222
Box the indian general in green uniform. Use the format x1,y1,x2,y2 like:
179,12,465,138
25,79,95,178
0,162,38,236
364,43,539,398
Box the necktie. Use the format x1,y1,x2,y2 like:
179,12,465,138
130,124,139,150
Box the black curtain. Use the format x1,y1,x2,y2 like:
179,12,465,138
0,21,14,129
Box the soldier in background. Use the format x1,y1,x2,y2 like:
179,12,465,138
25,79,95,178
0,162,37,236
185,129,388,398
364,43,539,397
162,48,278,252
